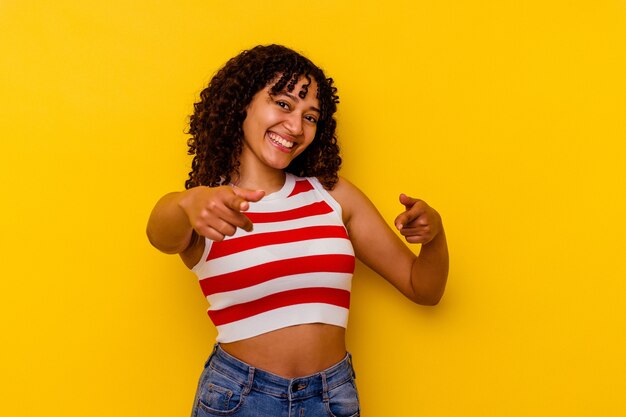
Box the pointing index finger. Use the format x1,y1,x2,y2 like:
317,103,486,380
233,187,265,206
225,188,264,212
227,187,265,232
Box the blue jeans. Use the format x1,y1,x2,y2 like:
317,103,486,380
191,344,360,417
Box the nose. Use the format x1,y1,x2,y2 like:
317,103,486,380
283,112,303,136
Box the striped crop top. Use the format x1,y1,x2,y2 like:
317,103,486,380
192,173,356,342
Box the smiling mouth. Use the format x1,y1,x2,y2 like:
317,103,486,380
268,132,294,149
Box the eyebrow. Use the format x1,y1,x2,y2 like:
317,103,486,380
279,91,321,114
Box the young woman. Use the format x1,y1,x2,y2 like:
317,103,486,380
147,44,448,417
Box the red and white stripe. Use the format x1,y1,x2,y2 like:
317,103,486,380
192,174,355,342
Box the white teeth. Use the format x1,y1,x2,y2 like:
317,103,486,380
268,132,294,148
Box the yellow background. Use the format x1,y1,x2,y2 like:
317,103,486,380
1,1,625,416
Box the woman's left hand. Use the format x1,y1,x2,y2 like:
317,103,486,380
394,194,443,245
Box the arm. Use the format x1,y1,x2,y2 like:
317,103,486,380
146,186,265,254
330,178,448,305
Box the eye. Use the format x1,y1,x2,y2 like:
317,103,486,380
304,115,318,124
275,100,290,110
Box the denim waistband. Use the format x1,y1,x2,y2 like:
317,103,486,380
206,344,356,401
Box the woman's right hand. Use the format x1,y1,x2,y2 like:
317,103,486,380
178,186,265,242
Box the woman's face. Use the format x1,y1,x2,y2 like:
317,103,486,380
241,76,320,172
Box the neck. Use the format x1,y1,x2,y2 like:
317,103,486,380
232,164,287,194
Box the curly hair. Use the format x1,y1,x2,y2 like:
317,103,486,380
186,44,341,190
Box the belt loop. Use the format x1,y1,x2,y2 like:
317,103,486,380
321,372,330,402
204,343,219,368
348,352,356,379
243,366,255,395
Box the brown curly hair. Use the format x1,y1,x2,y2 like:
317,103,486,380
186,44,341,190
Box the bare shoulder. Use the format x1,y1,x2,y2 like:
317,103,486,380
327,176,378,230
328,176,357,196
328,177,360,223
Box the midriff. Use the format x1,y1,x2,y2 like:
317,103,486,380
220,323,346,378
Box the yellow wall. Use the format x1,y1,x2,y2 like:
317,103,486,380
2,1,625,415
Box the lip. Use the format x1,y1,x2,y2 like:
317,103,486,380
266,131,296,153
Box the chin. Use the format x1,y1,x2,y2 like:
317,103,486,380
264,156,296,171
